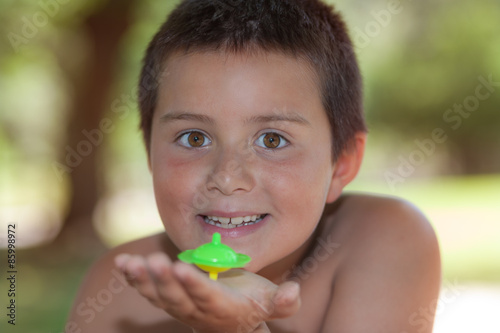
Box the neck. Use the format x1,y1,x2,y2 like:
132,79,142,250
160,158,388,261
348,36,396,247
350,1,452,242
257,230,317,285
257,205,334,284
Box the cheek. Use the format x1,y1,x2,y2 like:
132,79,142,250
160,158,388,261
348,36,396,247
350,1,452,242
250,157,330,269
152,150,208,219
260,151,332,219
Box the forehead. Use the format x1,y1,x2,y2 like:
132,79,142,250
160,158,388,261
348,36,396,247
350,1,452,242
156,50,325,121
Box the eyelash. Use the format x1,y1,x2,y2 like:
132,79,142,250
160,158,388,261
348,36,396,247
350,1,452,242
176,131,212,148
255,132,289,149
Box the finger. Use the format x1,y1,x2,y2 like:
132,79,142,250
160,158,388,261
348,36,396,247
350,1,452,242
122,255,162,306
172,261,220,308
114,253,131,271
270,281,301,319
254,322,271,333
147,253,197,315
115,254,140,283
114,253,137,285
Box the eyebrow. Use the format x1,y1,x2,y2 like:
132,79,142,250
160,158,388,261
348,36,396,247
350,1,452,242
244,112,310,126
159,110,310,126
159,111,216,125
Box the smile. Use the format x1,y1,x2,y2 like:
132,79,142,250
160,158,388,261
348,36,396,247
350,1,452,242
203,214,267,229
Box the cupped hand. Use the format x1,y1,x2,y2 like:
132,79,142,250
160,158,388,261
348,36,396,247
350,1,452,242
115,252,300,333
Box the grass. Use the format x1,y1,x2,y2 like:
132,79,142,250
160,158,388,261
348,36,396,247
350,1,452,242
0,252,92,333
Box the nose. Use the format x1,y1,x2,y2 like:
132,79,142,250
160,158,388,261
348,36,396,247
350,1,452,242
206,147,255,196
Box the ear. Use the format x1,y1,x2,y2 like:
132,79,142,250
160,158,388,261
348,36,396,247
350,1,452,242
326,132,366,203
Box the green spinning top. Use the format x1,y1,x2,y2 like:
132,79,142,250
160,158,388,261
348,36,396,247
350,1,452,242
178,232,251,280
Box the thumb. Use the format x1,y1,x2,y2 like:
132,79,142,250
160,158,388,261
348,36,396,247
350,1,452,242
269,281,301,319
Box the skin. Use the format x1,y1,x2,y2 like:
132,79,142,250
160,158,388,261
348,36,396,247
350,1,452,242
67,50,441,333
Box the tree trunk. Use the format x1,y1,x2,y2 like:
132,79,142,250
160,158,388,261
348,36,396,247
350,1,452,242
51,0,134,259
452,137,500,175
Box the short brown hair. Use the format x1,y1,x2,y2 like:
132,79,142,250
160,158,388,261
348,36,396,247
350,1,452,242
138,0,366,160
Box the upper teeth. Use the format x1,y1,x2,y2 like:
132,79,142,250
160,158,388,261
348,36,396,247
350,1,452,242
206,215,262,225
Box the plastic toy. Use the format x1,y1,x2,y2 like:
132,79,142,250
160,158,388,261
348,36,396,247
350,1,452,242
178,232,251,280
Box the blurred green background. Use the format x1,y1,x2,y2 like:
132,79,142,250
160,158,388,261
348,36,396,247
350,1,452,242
0,0,499,332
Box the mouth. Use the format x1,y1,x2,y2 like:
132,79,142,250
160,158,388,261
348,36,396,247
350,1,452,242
202,214,268,229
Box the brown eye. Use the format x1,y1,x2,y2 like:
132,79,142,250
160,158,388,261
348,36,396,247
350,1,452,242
262,133,281,148
187,131,205,147
178,131,209,148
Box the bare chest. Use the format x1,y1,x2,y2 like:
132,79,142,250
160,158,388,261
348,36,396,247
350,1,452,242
266,262,336,333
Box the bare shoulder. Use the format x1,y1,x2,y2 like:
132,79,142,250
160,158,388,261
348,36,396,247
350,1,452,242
320,193,440,266
321,193,435,253
320,193,442,332
67,233,190,333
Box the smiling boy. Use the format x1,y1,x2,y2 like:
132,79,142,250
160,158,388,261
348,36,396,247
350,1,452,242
67,0,441,332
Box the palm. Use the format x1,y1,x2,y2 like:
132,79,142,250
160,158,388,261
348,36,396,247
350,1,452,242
116,253,300,333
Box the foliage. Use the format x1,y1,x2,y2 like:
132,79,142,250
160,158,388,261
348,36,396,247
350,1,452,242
362,0,500,173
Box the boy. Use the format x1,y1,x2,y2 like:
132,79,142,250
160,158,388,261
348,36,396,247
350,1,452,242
67,0,441,332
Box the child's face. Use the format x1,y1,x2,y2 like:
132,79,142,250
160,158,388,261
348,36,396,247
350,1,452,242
150,50,341,273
